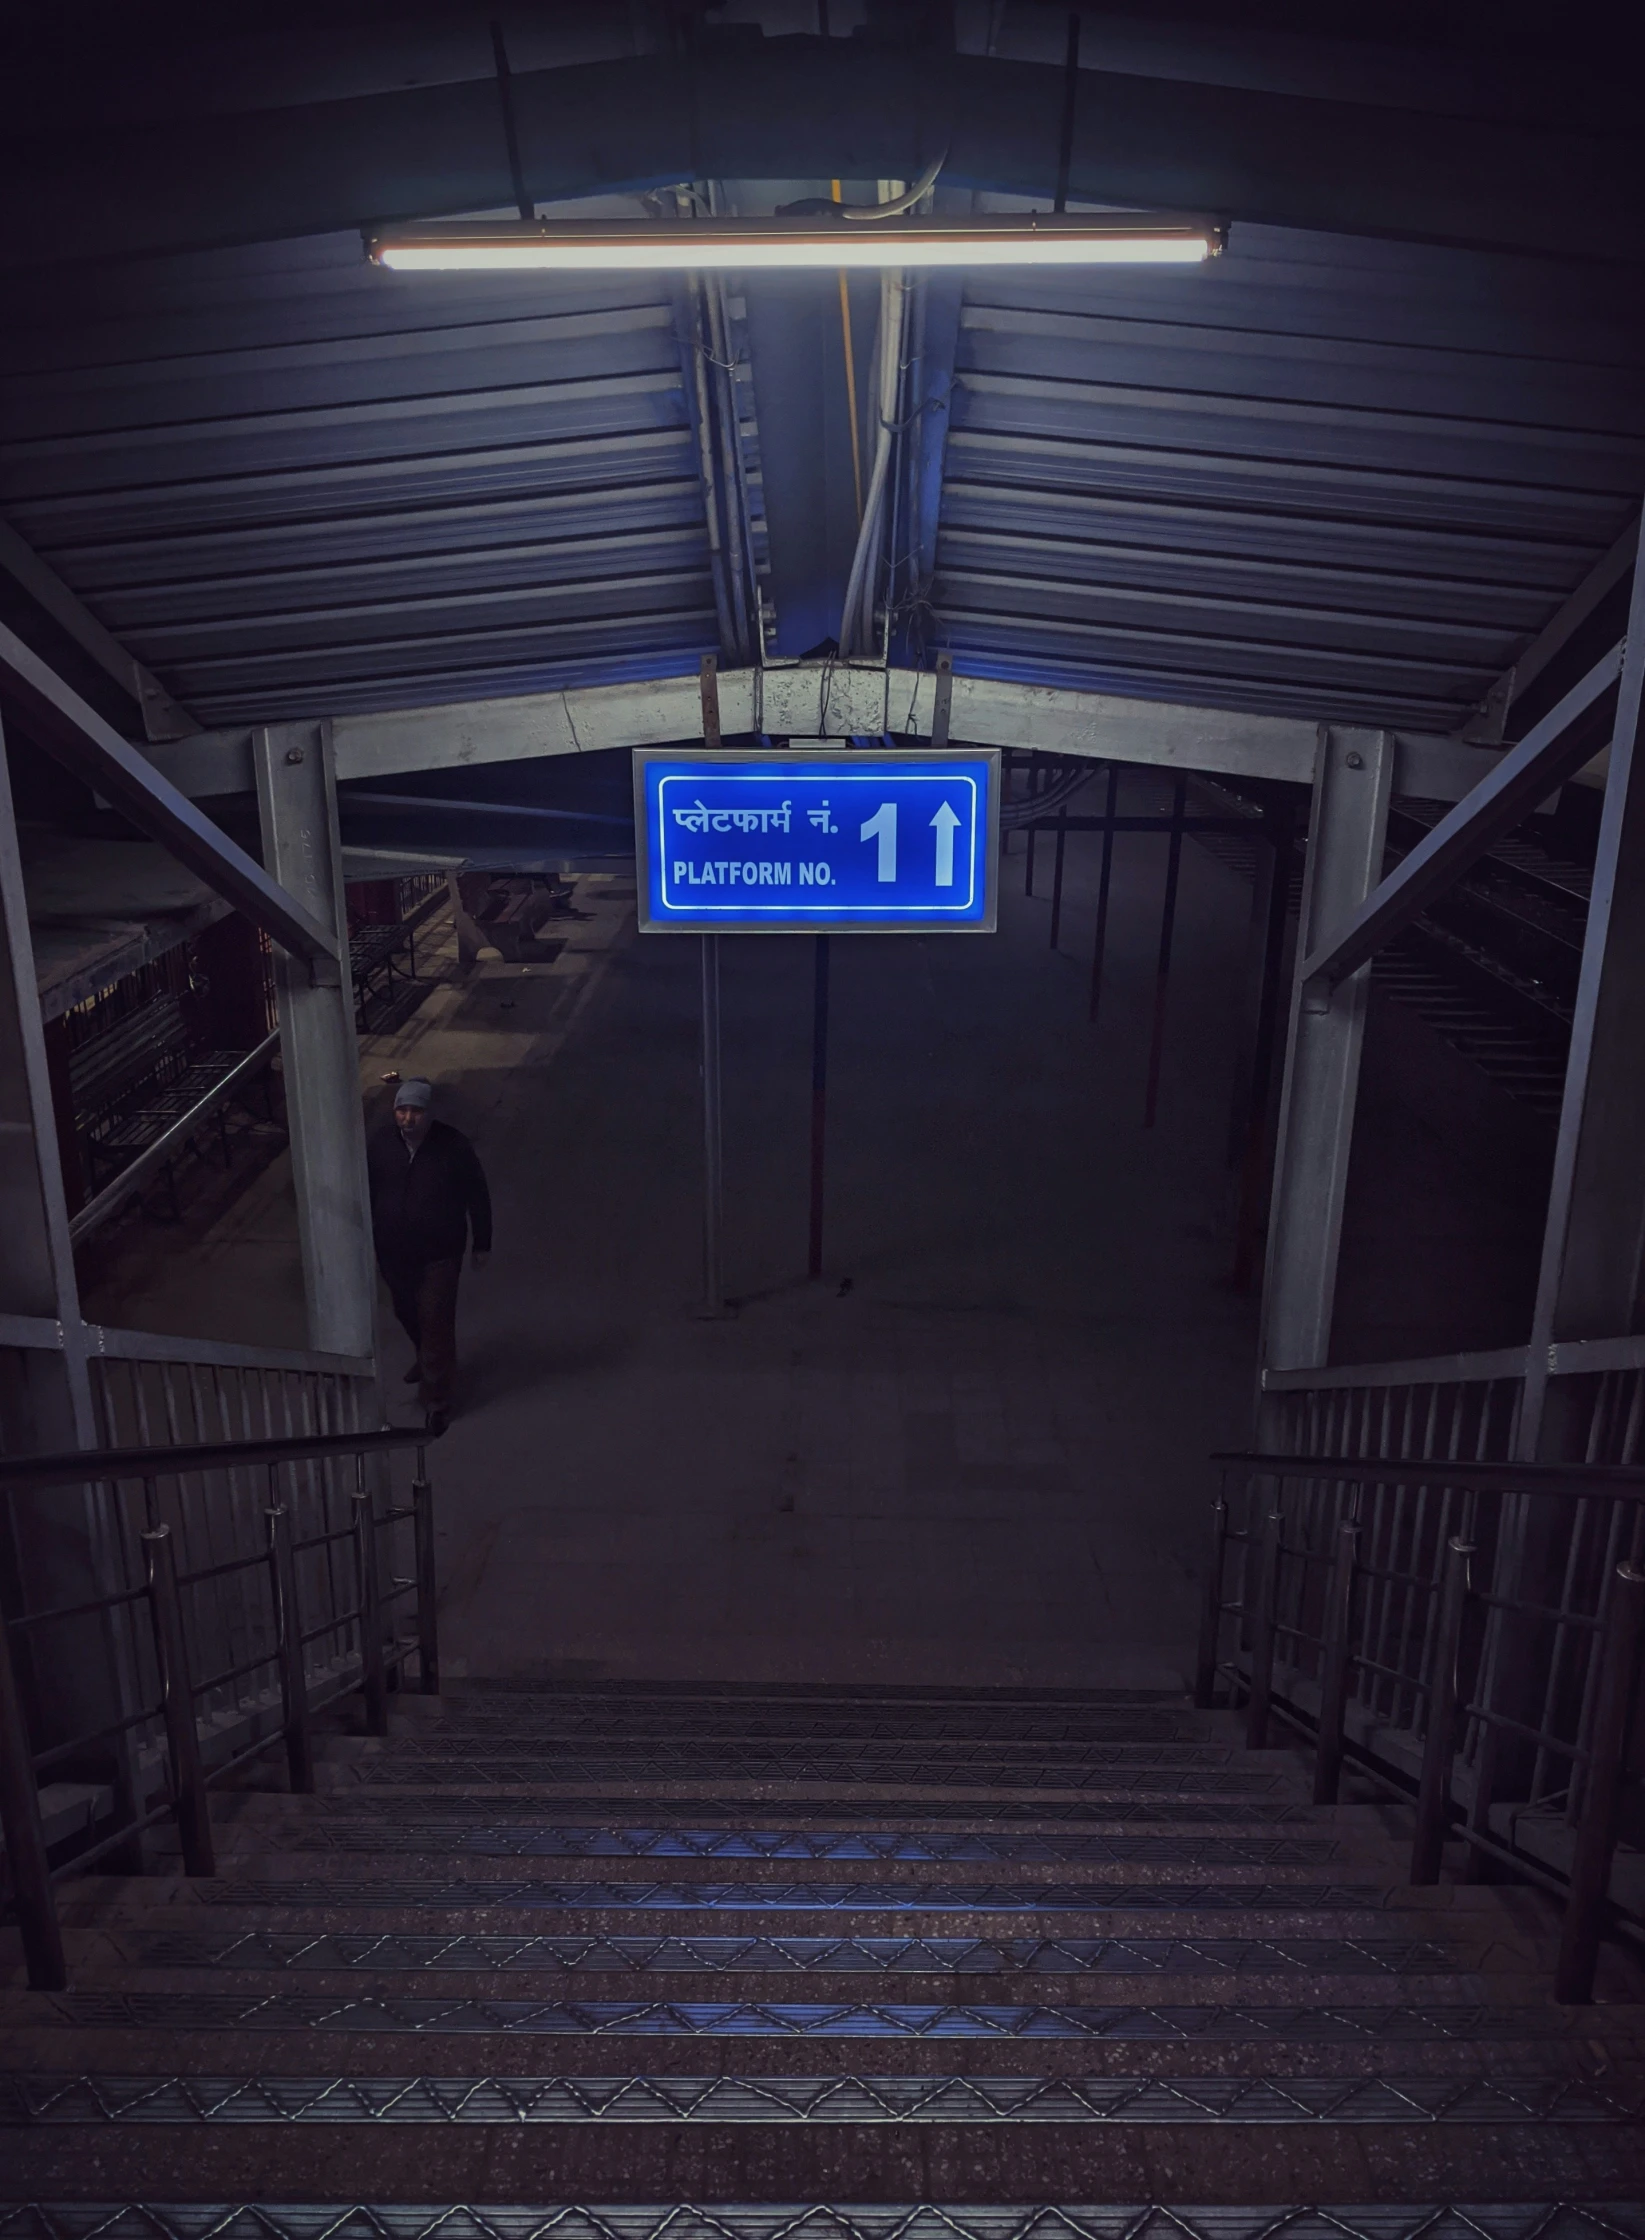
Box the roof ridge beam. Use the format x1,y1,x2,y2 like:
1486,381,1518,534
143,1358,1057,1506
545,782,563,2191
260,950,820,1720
2,39,1641,270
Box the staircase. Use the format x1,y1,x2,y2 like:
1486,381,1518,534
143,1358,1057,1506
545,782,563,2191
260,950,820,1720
5,1677,1645,2233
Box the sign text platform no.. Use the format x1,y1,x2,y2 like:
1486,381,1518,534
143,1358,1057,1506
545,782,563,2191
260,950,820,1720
635,751,1000,933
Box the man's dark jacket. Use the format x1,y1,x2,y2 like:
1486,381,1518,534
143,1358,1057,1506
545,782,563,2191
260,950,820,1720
368,1120,492,1273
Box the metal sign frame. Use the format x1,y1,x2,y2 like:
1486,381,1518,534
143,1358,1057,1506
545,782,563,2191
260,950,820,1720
633,747,1002,934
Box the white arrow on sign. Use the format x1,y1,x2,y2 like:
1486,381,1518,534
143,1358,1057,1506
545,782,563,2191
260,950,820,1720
931,801,961,887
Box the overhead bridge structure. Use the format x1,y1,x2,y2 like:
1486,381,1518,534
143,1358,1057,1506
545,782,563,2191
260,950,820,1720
0,3,1644,2226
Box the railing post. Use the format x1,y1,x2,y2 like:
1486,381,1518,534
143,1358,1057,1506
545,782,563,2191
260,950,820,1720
141,1523,214,1877
1411,1536,1475,1885
1313,1515,1360,1805
1193,1484,1232,1708
0,1607,67,1989
412,1447,439,1696
1554,1559,1645,2004
265,1499,314,1793
1245,1502,1284,1750
352,1485,388,1736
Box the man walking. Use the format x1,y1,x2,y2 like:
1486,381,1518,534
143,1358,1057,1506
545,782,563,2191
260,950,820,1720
367,1078,491,1434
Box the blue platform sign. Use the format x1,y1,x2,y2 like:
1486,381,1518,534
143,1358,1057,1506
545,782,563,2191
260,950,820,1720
634,750,1001,933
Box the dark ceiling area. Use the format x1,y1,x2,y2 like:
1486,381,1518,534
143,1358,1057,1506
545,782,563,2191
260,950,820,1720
0,0,1639,758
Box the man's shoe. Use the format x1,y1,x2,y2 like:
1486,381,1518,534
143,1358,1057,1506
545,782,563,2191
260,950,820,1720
425,1409,450,1437
403,1365,422,1384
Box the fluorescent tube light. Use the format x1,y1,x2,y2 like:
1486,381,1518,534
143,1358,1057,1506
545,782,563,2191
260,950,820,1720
368,215,1221,273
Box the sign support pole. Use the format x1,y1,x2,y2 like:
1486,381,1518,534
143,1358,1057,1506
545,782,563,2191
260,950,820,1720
808,934,831,1278
700,932,725,1316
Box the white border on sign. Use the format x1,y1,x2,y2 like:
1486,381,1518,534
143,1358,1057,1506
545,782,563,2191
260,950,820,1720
655,768,982,916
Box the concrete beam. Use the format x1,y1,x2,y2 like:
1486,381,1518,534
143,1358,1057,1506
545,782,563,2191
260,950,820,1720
0,621,337,970
2,37,1639,271
145,664,1505,805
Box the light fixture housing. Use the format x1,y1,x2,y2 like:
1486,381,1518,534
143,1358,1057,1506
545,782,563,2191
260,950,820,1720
367,213,1223,273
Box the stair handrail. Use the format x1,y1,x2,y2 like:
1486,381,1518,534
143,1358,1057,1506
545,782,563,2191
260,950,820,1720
0,1420,441,1994
1197,1446,1645,2005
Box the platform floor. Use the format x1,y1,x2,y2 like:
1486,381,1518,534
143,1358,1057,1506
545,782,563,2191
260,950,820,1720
82,827,1265,1689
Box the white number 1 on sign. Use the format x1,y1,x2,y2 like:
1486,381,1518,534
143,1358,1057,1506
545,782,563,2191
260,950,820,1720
860,801,898,883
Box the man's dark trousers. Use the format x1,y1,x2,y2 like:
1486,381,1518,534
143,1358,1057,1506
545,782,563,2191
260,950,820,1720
385,1256,462,1412
367,1115,492,1417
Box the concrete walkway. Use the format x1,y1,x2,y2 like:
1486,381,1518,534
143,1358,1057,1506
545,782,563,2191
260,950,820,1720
410,829,1259,1690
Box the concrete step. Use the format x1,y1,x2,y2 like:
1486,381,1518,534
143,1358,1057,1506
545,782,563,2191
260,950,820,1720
379,1708,1231,1736
7,2067,1640,2125
19,1981,1635,2043
3,2127,1643,2203
55,1880,1544,1937
5,2025,1636,2080
204,1802,1360,1847
321,1733,1289,1773
441,1681,1196,1707
62,1921,1538,1979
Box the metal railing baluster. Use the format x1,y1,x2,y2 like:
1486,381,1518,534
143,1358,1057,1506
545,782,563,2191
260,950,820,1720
265,1497,314,1792
141,1519,214,1877
1245,1504,1283,1750
0,1601,67,1989
412,1448,440,1695
1411,1537,1474,1884
353,1475,388,1736
1313,1515,1360,1804
1555,1560,1645,2004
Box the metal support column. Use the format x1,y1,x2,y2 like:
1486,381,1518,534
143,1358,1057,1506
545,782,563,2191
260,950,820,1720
1260,728,1394,1373
700,933,725,1316
254,721,375,1361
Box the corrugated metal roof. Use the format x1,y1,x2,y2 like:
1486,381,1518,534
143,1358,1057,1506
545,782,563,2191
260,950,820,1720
930,220,1644,731
0,212,731,726
0,200,1637,741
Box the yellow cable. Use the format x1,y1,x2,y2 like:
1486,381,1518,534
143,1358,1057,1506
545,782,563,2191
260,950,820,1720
832,180,864,524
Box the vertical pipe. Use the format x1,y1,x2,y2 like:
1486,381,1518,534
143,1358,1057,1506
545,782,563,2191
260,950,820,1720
352,1482,388,1738
142,1521,214,1877
1143,777,1187,1128
1088,766,1118,1025
1053,12,1082,214
1554,1559,1645,2003
700,932,725,1317
265,1498,314,1794
0,1600,66,1988
412,1449,440,1695
1313,1516,1360,1804
1049,803,1068,950
1411,1537,1475,1884
1024,758,1039,895
807,934,831,1280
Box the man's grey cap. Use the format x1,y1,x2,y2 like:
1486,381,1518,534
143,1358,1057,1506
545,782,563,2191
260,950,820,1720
393,1077,434,1109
